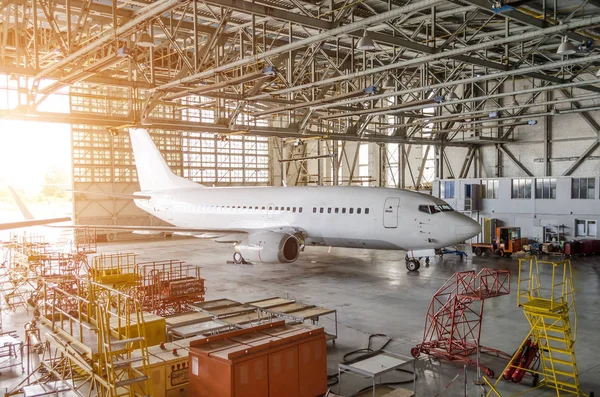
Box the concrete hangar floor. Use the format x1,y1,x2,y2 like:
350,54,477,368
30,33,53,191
2,238,598,396
94,237,599,396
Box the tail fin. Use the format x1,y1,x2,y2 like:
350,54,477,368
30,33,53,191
9,186,34,220
129,128,200,191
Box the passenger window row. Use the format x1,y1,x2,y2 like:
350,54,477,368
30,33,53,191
198,205,304,213
311,207,370,215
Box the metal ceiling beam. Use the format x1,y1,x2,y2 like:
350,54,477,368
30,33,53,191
456,0,588,43
37,0,188,80
199,0,332,30
249,16,600,101
154,0,444,91
311,55,600,113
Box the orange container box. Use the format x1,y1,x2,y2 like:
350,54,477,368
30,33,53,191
188,322,327,397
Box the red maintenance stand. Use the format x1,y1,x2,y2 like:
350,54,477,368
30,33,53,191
411,268,511,377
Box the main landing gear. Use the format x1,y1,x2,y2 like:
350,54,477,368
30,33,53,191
405,255,430,271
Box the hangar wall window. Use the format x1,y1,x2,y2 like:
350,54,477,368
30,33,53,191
511,179,532,199
576,219,597,237
440,181,455,199
481,179,499,199
572,178,595,199
536,178,556,199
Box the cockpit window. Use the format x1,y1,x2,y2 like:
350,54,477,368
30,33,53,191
419,204,454,214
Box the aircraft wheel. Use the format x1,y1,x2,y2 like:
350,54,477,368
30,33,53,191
474,247,483,256
425,257,430,266
233,252,244,264
406,259,420,272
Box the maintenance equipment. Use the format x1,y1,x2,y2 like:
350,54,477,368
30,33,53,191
485,257,594,397
472,227,522,257
411,268,511,377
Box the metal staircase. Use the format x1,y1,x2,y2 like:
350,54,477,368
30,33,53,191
95,283,152,397
486,257,590,397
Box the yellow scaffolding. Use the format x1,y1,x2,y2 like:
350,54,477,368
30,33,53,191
486,257,590,397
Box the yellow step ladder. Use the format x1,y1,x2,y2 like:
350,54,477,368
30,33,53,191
94,282,153,397
486,257,592,397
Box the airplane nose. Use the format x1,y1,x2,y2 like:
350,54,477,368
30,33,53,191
455,218,481,240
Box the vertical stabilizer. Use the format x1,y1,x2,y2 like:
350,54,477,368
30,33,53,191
129,128,200,191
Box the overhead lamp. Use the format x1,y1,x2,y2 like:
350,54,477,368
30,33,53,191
550,107,560,115
137,32,155,48
557,38,577,55
383,75,395,89
488,111,499,118
356,30,375,51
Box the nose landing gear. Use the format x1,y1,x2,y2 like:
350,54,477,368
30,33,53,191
406,258,420,271
405,254,429,271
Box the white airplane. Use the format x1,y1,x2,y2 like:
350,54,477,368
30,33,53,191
76,128,480,271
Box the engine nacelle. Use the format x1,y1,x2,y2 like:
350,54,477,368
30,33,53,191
234,231,300,264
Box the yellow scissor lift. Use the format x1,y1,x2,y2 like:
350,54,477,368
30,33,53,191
486,257,593,397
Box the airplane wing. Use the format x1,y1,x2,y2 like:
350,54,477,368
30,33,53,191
0,217,72,231
57,224,306,242
56,224,249,235
67,190,152,200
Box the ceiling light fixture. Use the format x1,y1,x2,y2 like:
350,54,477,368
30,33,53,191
356,30,375,51
557,37,577,55
137,32,155,48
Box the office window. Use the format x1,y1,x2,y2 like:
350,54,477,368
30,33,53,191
535,178,556,199
511,179,532,199
576,219,597,237
342,208,346,214
481,179,499,199
365,208,370,214
572,178,595,199
349,208,354,214
440,181,455,199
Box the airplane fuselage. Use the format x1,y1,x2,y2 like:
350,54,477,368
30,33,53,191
134,185,480,251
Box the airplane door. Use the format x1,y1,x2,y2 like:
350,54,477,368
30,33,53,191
383,197,400,228
267,203,275,219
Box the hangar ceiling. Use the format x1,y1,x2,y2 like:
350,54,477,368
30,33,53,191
1,0,600,145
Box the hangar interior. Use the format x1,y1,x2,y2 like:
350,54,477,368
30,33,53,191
1,0,600,396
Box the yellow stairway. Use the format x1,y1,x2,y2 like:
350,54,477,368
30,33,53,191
485,258,590,397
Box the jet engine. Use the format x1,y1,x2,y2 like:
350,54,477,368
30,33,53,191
234,231,301,264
